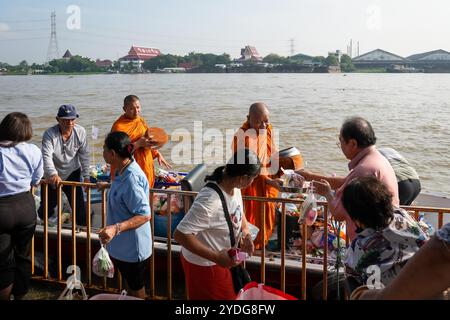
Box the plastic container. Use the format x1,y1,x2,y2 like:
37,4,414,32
153,212,184,238
228,248,249,263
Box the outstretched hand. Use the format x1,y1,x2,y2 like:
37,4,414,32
312,179,332,198
266,177,283,190
158,153,173,169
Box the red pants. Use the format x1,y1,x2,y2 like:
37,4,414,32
181,253,236,300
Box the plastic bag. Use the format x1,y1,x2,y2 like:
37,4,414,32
58,278,88,300
298,185,318,226
236,282,298,300
281,169,305,189
89,290,143,300
153,191,183,215
93,244,114,278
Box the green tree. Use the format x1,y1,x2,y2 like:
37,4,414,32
215,53,231,65
340,54,355,72
199,53,218,67
325,54,339,66
263,53,288,64
142,54,179,72
18,60,29,73
312,56,326,65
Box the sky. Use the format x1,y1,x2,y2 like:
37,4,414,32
1,0,450,64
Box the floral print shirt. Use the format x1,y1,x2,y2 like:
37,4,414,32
436,222,450,244
345,208,429,288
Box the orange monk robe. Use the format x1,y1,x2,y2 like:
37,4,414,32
111,115,159,187
232,122,279,249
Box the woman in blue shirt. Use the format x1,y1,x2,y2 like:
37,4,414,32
98,131,152,299
0,112,43,300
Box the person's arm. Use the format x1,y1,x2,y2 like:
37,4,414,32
152,150,172,169
31,145,44,186
265,176,283,190
174,230,236,268
360,236,450,300
239,214,255,256
312,179,347,221
41,130,58,179
296,169,345,190
77,127,91,181
99,215,150,244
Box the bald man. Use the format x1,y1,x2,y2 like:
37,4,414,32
232,102,282,249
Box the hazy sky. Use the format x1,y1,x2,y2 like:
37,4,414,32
1,0,450,64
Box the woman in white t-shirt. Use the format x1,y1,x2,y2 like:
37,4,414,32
174,149,260,300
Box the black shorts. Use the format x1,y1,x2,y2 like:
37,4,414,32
111,257,149,291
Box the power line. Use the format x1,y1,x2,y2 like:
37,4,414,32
78,23,288,44
0,19,48,23
0,37,48,42
1,27,50,32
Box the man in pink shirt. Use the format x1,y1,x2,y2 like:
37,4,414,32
298,117,399,240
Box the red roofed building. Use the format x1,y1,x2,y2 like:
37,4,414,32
178,62,193,70
95,59,113,68
238,45,262,62
119,45,161,71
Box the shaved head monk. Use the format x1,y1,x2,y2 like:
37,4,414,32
232,102,282,249
111,95,171,186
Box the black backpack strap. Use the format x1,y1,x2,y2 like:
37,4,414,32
205,182,236,247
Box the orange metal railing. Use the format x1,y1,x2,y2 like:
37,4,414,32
31,181,450,300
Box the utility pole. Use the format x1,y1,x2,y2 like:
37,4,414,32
290,38,295,57
46,11,60,65
350,39,353,58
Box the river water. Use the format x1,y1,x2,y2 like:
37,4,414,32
1,73,449,194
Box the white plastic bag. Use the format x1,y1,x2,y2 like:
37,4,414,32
247,222,260,241
281,169,305,189
236,282,297,300
89,290,143,300
93,244,115,278
298,186,318,226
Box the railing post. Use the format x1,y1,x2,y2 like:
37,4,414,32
260,203,266,284
57,184,62,281
101,189,107,290
150,190,155,299
86,187,92,286
71,186,77,277
322,205,329,300
280,203,286,293
43,183,49,279
167,193,172,300
438,211,444,229
301,223,307,300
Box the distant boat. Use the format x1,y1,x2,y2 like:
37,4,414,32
154,67,186,74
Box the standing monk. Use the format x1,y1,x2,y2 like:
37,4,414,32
111,95,171,187
232,102,282,249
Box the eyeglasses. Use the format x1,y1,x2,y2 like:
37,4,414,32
336,141,341,148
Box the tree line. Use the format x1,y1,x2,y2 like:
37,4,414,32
0,51,355,74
